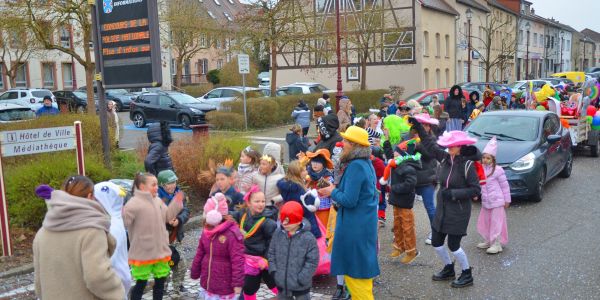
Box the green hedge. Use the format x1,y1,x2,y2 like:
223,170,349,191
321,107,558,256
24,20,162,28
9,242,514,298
213,89,387,130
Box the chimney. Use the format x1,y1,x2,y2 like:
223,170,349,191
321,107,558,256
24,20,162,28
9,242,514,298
531,8,535,15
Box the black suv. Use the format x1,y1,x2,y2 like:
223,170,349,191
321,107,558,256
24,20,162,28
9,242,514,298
130,91,216,129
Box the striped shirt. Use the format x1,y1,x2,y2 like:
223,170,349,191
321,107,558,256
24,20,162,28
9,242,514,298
366,127,381,145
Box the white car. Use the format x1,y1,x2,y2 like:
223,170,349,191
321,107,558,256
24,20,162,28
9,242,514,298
0,103,36,123
0,88,57,111
507,80,553,92
276,82,336,96
198,87,268,110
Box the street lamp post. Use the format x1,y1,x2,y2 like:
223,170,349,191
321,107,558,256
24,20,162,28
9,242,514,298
583,36,588,70
560,31,564,72
335,0,343,111
525,22,530,80
466,8,472,82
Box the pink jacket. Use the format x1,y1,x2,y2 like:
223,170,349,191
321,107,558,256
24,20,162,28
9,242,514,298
190,220,245,296
481,165,511,209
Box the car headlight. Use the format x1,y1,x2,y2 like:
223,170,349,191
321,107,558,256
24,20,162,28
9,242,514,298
510,152,535,171
189,108,202,114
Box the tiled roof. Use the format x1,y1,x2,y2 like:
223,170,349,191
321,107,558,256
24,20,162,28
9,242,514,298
582,29,600,43
200,0,246,25
418,0,459,16
457,0,490,13
486,0,516,15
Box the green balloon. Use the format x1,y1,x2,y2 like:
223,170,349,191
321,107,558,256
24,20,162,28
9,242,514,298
536,105,546,111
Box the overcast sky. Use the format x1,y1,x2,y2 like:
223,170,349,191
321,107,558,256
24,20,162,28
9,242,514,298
530,0,600,32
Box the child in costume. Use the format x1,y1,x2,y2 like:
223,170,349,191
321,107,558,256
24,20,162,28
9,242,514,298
382,141,422,264
213,165,244,212
157,170,190,294
268,202,319,300
276,160,322,238
124,173,183,300
231,186,279,300
94,181,132,297
236,146,261,194
190,193,245,300
469,101,485,122
477,137,510,254
304,149,335,228
371,153,386,225
251,154,284,212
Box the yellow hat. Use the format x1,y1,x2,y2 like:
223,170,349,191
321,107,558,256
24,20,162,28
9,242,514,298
340,126,370,147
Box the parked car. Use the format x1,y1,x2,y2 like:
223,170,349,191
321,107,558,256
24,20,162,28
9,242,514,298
586,71,600,80
540,77,576,91
465,110,572,202
404,88,472,106
276,83,336,96
126,87,162,96
507,80,553,92
0,103,36,123
584,66,600,73
258,72,270,88
54,90,97,112
0,88,57,111
198,87,268,110
130,91,217,129
458,82,507,94
77,86,135,111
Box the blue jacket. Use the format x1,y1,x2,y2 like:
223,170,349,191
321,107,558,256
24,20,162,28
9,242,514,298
36,106,60,117
158,187,190,242
291,104,311,129
330,158,380,279
213,186,244,212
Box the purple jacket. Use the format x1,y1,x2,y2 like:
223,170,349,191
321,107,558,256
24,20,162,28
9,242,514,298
481,165,511,209
190,220,245,295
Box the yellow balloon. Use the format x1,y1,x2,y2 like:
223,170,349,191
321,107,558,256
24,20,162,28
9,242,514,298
534,84,555,103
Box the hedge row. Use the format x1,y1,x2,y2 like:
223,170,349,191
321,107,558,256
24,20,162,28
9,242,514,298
208,89,387,130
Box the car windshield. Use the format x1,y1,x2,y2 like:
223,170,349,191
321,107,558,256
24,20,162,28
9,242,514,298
467,115,539,141
507,82,524,89
405,92,425,101
107,89,128,94
73,91,88,99
171,93,199,104
32,90,52,98
316,84,329,91
0,109,35,121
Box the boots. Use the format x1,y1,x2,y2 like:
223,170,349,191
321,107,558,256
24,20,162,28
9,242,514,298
476,241,490,249
332,285,351,300
432,263,455,281
451,267,474,288
390,243,404,258
400,250,419,264
486,240,503,254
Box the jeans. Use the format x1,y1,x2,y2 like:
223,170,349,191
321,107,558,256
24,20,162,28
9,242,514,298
416,185,436,228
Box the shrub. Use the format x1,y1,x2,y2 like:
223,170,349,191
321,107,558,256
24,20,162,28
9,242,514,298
344,89,387,113
112,150,144,179
5,153,112,228
219,57,259,87
207,69,220,85
206,111,245,130
225,98,282,128
182,83,214,97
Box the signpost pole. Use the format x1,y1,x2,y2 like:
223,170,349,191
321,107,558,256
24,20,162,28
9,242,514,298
238,54,250,131
90,0,111,169
74,121,86,176
242,73,247,131
0,142,11,256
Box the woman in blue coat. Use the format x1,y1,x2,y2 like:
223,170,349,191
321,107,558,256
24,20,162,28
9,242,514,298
319,126,380,300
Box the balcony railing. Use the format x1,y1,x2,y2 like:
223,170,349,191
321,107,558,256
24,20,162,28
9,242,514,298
172,74,207,86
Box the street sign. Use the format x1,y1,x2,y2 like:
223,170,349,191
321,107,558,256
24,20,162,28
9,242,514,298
238,54,250,74
96,0,162,88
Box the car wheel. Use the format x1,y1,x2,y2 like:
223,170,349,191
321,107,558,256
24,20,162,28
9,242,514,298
530,167,546,202
133,112,146,128
590,139,599,157
558,150,573,178
180,115,191,129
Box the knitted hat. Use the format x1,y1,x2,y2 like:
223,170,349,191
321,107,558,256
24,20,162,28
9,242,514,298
280,201,304,225
483,136,498,157
203,193,228,226
263,143,281,162
340,126,370,146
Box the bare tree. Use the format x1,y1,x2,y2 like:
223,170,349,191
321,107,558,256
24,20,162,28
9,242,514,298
0,13,43,88
23,0,96,112
469,13,517,82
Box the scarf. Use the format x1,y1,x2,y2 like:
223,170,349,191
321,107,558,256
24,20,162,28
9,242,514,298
307,166,333,182
238,163,255,175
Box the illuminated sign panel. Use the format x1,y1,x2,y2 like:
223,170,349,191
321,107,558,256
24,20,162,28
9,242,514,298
97,0,162,88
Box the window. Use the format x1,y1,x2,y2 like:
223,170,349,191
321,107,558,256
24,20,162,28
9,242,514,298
435,33,440,57
463,62,468,82
445,69,450,87
221,89,240,97
542,115,560,140
519,30,523,44
479,62,484,81
159,96,173,107
62,63,73,88
567,40,570,49
0,92,18,100
423,68,429,89
533,33,537,46
435,69,440,88
42,63,55,88
540,34,544,46
197,58,208,75
207,90,222,98
183,60,190,75
140,95,158,104
0,64,4,90
445,35,449,57
217,59,223,69
423,31,429,56
15,63,27,88
207,11,216,19
60,26,71,48
223,12,233,21
215,39,221,49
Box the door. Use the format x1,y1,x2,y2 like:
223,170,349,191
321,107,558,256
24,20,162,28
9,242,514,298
0,91,20,106
541,115,562,177
203,89,223,107
158,95,178,122
140,95,159,120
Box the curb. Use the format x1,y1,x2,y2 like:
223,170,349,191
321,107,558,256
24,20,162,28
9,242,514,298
0,215,204,280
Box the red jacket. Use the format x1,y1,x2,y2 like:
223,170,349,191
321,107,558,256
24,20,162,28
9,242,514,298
190,220,245,295
371,155,385,201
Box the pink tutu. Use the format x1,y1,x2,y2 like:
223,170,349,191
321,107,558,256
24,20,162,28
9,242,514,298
476,206,508,245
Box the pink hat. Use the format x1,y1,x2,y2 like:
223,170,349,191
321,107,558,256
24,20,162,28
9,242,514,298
204,193,229,226
414,113,439,125
437,131,477,147
483,136,498,156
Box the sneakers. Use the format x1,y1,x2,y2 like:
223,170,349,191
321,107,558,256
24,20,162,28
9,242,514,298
486,240,503,254
432,263,455,281
451,267,474,288
390,248,405,258
415,194,423,201
378,218,386,227
425,232,432,245
477,241,490,249
400,251,420,264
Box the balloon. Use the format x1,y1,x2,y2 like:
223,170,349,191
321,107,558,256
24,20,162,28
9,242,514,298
590,86,599,100
536,105,547,111
592,116,600,127
534,84,555,103
586,105,597,117
596,111,600,117
587,116,593,124
593,125,600,130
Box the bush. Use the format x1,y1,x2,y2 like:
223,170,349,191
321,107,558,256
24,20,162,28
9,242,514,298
206,111,245,130
112,150,144,179
207,69,220,85
219,57,259,87
343,89,387,113
182,83,214,97
5,153,112,228
225,98,282,128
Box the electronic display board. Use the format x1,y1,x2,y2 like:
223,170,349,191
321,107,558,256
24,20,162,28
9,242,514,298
97,0,162,88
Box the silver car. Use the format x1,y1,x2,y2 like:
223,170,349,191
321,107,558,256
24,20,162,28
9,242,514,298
198,87,267,110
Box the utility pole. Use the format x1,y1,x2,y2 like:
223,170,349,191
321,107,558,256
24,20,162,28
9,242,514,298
335,0,343,111
466,8,472,82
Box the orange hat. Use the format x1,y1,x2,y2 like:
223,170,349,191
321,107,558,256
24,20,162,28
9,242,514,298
305,149,334,169
280,201,304,224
